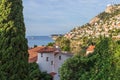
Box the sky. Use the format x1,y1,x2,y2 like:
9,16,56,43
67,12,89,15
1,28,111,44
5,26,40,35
23,0,120,36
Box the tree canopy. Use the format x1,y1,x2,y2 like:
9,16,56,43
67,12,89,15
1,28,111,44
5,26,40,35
0,0,29,79
60,38,120,80
0,1,52,79
56,37,70,51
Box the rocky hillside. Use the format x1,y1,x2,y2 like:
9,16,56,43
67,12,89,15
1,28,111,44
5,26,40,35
64,4,120,53
65,4,120,39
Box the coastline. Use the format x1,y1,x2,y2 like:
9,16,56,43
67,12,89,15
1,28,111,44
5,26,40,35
27,36,54,47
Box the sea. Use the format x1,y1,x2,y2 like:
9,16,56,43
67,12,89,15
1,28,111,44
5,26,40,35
27,36,54,47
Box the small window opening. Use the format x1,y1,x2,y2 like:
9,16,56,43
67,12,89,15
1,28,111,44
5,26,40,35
46,57,49,61
59,56,61,60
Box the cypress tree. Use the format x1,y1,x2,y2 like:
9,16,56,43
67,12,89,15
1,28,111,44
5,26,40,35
0,0,29,79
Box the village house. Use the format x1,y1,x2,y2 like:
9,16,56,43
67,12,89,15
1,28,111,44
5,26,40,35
28,46,72,80
86,45,95,56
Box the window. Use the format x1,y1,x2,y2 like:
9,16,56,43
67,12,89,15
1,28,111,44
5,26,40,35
41,53,43,57
51,61,53,65
59,56,61,60
46,57,49,61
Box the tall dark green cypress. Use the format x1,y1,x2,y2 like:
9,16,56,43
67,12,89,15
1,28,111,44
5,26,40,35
0,0,29,79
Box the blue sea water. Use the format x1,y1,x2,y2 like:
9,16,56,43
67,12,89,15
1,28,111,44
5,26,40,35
27,36,54,47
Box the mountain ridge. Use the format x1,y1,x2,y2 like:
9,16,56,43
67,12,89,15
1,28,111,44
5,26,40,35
65,4,120,39
63,4,120,53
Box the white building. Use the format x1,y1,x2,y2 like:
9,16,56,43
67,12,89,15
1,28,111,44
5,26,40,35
28,46,72,80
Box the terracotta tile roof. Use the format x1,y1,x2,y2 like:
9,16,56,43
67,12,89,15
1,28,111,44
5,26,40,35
28,50,38,63
37,46,56,53
87,45,95,51
28,46,56,63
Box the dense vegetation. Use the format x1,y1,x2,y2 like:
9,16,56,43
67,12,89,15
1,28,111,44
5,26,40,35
47,42,55,46
60,38,120,80
0,0,52,80
0,0,29,79
97,7,120,22
56,37,70,51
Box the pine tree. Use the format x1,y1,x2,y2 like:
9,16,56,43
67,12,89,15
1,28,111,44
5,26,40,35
0,0,29,79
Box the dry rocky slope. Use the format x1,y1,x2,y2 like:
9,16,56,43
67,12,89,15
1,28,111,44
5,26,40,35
64,4,120,53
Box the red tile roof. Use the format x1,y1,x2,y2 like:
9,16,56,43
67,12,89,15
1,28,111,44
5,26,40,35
37,46,56,53
28,50,38,63
28,46,56,63
87,45,95,51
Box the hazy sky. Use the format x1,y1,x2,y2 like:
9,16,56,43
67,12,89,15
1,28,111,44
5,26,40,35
23,0,120,36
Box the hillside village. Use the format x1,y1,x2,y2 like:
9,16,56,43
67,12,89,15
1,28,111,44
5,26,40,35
65,4,120,39
63,4,120,53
